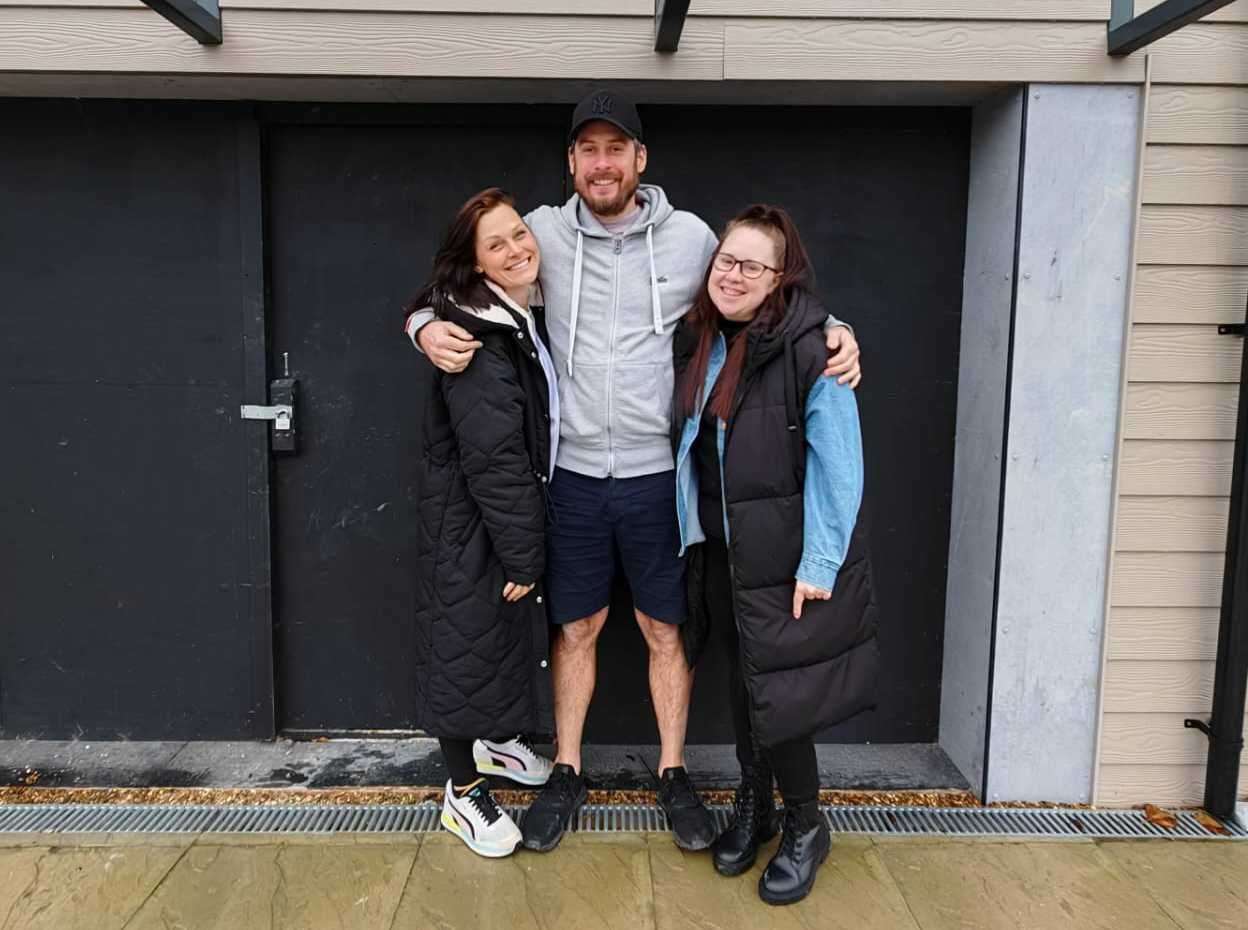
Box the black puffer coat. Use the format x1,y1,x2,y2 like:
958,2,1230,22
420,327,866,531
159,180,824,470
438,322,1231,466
673,290,878,748
413,296,554,740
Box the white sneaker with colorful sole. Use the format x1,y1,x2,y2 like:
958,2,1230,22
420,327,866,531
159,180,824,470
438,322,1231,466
473,735,554,786
440,779,522,858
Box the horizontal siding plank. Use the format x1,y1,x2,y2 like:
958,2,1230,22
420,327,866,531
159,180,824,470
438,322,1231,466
1096,763,1248,807
694,1,1106,18
1128,323,1243,383
1118,440,1233,496
3,0,1240,17
1110,551,1223,607
0,10,724,79
1102,660,1214,713
1142,145,1248,207
1115,496,1229,552
1137,206,1248,266
1151,24,1248,85
217,0,651,9
1133,266,1248,324
1106,607,1221,660
1148,86,1248,146
722,21,1143,83
1100,713,1248,766
1124,383,1238,441
0,0,647,8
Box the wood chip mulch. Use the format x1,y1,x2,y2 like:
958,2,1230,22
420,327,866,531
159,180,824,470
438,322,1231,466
0,785,992,808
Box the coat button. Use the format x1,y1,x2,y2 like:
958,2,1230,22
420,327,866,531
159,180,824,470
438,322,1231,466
540,659,548,668
536,596,543,604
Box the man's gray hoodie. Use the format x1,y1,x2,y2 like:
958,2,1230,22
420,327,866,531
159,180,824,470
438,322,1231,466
524,184,717,479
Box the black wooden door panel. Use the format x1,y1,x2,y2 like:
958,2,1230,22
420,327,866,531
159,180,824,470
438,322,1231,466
0,101,271,739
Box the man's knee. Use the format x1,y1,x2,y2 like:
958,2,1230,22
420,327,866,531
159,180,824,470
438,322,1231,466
557,608,608,650
635,611,683,657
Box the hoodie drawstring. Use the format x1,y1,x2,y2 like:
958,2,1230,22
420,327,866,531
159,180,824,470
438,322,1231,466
646,224,664,336
566,230,584,377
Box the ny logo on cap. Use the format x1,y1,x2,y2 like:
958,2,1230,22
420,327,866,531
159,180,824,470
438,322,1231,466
591,94,614,115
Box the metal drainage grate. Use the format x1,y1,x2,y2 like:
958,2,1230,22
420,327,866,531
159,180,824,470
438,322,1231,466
0,803,1242,840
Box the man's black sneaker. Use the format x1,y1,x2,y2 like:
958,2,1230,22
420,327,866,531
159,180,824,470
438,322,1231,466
520,763,587,852
758,803,831,905
657,766,716,851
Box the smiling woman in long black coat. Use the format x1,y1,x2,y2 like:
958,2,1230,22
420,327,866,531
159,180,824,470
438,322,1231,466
404,187,558,860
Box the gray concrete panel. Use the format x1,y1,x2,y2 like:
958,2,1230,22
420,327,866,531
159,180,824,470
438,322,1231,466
987,84,1139,802
939,88,1024,795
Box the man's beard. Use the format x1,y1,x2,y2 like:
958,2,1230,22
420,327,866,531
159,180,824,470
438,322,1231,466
576,173,640,219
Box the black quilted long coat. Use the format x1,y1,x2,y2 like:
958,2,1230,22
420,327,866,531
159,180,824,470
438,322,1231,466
412,297,554,740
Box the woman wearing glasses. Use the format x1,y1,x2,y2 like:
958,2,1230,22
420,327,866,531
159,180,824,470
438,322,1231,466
673,205,878,905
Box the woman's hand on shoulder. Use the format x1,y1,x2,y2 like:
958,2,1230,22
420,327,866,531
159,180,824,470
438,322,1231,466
503,581,535,603
792,580,831,619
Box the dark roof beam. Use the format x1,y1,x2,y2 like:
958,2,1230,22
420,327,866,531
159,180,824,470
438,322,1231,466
655,0,692,53
141,0,222,46
1108,0,1236,56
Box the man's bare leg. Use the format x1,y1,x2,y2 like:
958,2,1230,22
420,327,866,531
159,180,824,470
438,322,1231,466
634,609,693,775
551,607,609,775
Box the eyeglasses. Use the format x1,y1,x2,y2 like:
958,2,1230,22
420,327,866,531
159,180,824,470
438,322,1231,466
712,251,780,280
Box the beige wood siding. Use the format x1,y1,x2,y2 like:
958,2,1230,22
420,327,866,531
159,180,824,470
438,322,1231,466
0,3,1243,88
1099,53,1248,804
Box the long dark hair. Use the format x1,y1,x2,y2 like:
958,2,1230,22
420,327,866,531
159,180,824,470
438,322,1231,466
405,187,515,320
679,205,814,421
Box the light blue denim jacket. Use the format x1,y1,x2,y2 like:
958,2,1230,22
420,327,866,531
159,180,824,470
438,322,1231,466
675,332,864,591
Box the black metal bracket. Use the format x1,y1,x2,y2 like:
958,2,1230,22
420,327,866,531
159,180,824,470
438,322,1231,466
1108,0,1237,56
1185,717,1213,738
140,0,222,45
655,0,692,53
1219,324,1245,336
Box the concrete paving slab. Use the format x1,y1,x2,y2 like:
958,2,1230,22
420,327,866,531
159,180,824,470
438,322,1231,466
123,841,416,930
0,844,185,930
876,841,1182,930
0,847,49,925
392,832,655,929
648,833,922,929
0,832,197,849
192,832,422,848
1100,840,1248,930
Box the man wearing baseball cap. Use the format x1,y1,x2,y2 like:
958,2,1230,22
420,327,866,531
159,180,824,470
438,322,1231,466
409,89,862,853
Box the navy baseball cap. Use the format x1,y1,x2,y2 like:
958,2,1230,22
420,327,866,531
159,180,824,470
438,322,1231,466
568,90,644,145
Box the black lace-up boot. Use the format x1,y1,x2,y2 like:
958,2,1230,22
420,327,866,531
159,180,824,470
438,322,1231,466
758,801,830,905
711,759,777,876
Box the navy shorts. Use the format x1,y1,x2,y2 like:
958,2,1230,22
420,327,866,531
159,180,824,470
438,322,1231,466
545,467,686,625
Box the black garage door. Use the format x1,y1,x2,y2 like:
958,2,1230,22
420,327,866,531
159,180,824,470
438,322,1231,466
265,104,969,744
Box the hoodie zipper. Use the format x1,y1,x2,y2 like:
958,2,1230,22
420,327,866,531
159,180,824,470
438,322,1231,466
606,236,622,475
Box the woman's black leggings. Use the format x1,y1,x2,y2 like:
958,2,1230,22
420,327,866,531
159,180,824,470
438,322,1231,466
703,536,820,808
438,738,478,787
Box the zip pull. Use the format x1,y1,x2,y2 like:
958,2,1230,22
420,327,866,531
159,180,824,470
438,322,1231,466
614,238,622,255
